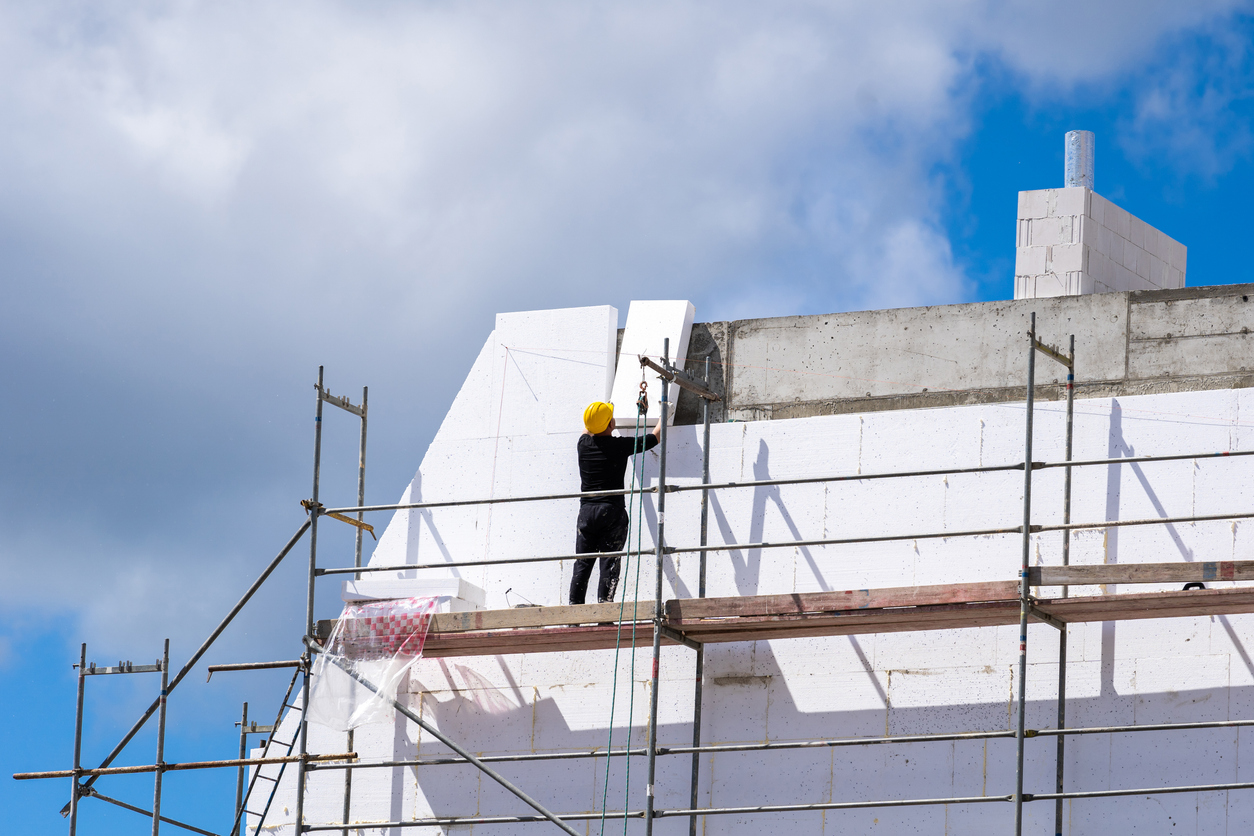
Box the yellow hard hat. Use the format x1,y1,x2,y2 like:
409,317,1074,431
583,401,614,434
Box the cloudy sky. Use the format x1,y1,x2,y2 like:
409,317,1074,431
4,0,1254,831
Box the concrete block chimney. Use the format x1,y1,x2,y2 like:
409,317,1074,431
1014,132,1186,299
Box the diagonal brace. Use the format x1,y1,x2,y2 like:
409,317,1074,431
639,355,721,402
301,500,376,540
60,521,311,815
658,624,701,651
80,787,221,836
1027,603,1065,631
312,642,580,836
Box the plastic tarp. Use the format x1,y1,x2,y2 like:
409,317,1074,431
308,596,438,731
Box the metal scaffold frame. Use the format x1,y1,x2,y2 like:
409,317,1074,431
17,320,1254,835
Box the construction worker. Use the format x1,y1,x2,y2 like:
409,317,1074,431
569,400,662,605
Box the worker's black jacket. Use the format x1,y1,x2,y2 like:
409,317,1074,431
577,432,659,508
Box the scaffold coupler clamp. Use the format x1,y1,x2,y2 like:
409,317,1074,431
300,499,325,517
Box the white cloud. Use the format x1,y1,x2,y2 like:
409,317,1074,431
1116,28,1254,180
2,0,1252,662
2,0,1245,350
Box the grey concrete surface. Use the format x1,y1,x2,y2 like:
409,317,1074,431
666,283,1254,425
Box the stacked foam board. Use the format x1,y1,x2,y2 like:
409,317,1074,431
1015,187,1187,298
610,300,695,429
255,303,1254,834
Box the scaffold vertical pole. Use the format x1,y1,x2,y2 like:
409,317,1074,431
151,638,170,836
235,702,248,834
645,338,671,836
343,385,366,836
689,356,711,836
1055,334,1076,836
68,642,86,836
295,366,325,834
354,386,368,572
1015,314,1037,835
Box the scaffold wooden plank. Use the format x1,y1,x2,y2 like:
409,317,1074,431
431,600,658,633
422,622,675,658
1040,587,1254,622
666,581,1020,621
327,584,1254,659
1032,561,1254,586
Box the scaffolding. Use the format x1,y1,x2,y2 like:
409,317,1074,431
17,319,1254,835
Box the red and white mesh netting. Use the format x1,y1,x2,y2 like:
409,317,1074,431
329,597,438,660
309,596,438,731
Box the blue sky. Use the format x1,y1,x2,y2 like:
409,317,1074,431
4,2,1254,833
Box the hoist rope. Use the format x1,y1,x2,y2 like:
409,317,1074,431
597,374,651,834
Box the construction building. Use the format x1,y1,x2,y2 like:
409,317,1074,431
22,132,1254,835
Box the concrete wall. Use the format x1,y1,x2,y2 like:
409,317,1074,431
253,302,1254,835
671,283,1254,424
1013,187,1186,299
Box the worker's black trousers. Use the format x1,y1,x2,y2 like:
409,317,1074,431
570,502,630,604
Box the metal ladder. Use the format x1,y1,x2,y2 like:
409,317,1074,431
231,668,303,836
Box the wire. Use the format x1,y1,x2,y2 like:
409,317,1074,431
598,379,650,835
622,397,649,836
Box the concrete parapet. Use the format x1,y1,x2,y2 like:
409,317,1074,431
669,283,1254,425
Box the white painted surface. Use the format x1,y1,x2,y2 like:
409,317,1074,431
252,314,1254,835
341,578,486,607
610,300,696,428
1015,187,1186,299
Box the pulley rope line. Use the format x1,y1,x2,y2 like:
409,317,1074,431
621,383,650,836
597,374,651,834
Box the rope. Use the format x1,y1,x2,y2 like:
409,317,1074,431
597,374,651,834
620,395,650,835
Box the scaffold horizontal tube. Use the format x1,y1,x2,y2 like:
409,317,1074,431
205,660,302,680
322,464,1026,517
1035,510,1254,534
1029,780,1254,801
314,524,1023,577
1033,448,1254,471
317,510,1254,577
1033,717,1254,737
310,748,650,770
319,448,1254,519
659,728,1017,755
300,793,1014,830
14,752,355,780
665,462,1026,494
309,717,1254,773
321,486,657,516
668,524,1025,555
14,757,356,782
311,730,1015,774
316,547,635,576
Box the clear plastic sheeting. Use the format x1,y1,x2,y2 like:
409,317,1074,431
308,596,438,731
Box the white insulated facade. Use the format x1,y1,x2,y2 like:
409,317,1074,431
1014,187,1186,299
252,303,1254,835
